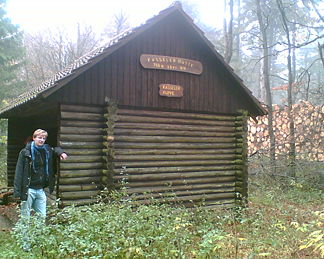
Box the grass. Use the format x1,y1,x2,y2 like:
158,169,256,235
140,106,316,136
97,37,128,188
0,173,323,259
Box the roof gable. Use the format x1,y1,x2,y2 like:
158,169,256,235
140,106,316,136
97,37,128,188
0,2,266,117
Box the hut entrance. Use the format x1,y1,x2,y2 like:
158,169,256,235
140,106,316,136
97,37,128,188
104,105,246,209
7,108,60,187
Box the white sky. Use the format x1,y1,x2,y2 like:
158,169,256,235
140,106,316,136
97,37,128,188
6,0,224,34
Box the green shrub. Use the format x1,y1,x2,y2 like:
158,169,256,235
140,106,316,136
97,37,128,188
2,159,322,258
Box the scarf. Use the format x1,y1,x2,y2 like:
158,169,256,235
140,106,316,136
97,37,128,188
31,141,49,176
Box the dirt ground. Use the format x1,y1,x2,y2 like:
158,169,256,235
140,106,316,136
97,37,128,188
0,189,19,231
0,203,18,230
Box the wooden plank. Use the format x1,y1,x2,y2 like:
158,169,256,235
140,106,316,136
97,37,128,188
130,188,235,200
111,142,240,149
112,165,240,174
59,141,104,149
60,104,104,113
115,115,239,126
115,122,238,132
126,182,235,194
60,120,105,128
114,173,236,182
59,198,96,206
60,169,103,178
118,108,236,121
133,192,236,204
62,149,104,156
60,126,105,135
113,159,240,168
59,176,102,185
60,162,104,170
113,153,241,161
114,128,238,137
113,148,242,155
59,190,100,199
59,184,100,192
123,175,237,187
60,134,104,142
61,111,103,121
61,155,103,163
112,135,237,143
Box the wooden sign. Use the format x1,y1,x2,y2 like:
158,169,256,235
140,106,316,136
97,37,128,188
140,54,203,75
159,84,184,97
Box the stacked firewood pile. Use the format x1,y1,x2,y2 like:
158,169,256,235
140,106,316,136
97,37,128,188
248,101,324,161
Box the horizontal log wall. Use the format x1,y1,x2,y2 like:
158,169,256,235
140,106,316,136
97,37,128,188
105,107,245,208
58,104,105,206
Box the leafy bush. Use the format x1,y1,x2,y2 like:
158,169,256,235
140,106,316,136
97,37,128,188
1,157,322,258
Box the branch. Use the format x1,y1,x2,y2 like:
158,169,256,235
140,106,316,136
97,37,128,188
310,0,324,23
318,42,324,68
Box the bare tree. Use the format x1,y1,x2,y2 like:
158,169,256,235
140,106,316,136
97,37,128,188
276,0,296,177
102,10,130,39
23,24,99,88
223,0,234,63
255,0,276,174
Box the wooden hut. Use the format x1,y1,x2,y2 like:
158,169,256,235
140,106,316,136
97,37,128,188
0,3,266,208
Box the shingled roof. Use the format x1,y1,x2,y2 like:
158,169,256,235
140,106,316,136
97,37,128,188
0,2,266,117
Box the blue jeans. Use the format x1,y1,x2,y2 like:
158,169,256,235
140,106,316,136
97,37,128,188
21,188,47,218
18,188,46,250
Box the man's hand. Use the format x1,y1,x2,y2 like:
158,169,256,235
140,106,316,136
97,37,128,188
12,197,21,204
60,153,68,160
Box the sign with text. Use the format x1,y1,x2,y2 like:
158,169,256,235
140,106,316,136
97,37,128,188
159,84,184,97
140,54,203,75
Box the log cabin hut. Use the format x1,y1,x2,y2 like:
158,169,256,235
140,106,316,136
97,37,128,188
0,3,266,208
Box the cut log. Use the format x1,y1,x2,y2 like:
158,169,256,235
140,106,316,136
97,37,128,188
60,162,104,170
61,112,103,121
117,109,237,121
114,115,240,127
112,135,237,143
59,176,102,185
111,142,239,149
113,148,242,156
59,190,100,200
60,104,104,114
59,141,104,149
121,175,237,188
116,122,238,132
60,127,105,135
112,165,241,174
114,128,238,137
60,169,103,178
126,182,235,194
59,134,104,142
61,155,103,163
112,153,241,162
59,184,100,192
113,159,241,168
114,173,236,182
60,120,105,128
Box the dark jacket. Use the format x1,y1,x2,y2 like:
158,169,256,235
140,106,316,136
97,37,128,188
13,142,65,201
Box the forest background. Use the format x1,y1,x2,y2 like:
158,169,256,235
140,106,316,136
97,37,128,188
0,0,323,257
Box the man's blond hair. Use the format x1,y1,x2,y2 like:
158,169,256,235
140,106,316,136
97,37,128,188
33,129,48,139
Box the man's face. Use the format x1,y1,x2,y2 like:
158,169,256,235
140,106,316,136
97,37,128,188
33,134,47,147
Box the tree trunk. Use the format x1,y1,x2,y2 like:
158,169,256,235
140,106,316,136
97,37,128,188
224,0,234,63
276,0,296,178
256,0,276,174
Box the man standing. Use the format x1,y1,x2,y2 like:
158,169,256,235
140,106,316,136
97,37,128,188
13,129,68,218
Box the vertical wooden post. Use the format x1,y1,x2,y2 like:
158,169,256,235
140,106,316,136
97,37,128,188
103,99,118,190
236,110,248,206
